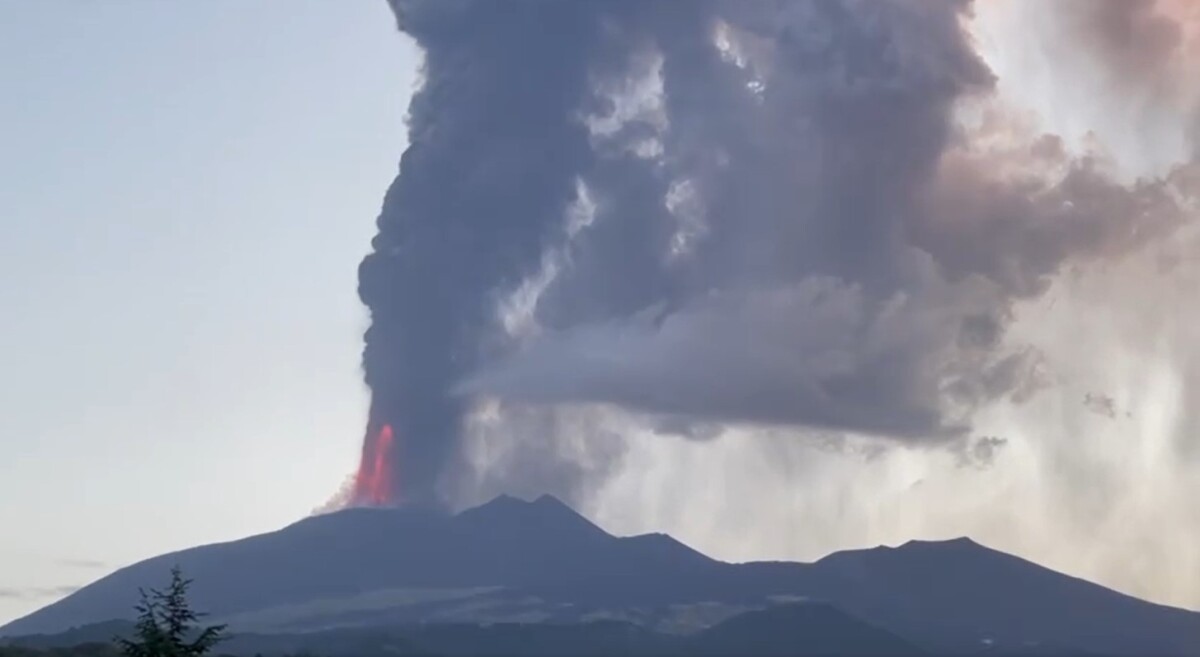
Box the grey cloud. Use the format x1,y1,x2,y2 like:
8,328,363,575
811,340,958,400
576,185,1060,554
1058,0,1193,86
468,280,992,440
953,435,1009,469
56,558,108,570
449,403,629,509
0,586,80,600
912,144,1197,297
1084,393,1119,420
652,417,724,442
1015,0,1199,167
465,1,1195,444
360,1,1198,503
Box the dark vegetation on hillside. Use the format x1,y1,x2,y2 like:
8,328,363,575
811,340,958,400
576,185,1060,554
1,566,923,657
2,609,926,657
1,569,228,657
0,565,929,656
0,643,118,657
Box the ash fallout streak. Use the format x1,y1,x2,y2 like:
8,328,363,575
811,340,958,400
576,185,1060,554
348,0,1198,509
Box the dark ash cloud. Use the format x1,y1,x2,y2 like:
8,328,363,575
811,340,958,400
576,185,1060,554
360,0,615,506
360,0,1199,504
461,1,1195,440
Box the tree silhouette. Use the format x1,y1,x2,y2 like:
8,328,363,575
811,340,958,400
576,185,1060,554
115,567,225,657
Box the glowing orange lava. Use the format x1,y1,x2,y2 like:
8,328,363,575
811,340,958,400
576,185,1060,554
352,423,397,506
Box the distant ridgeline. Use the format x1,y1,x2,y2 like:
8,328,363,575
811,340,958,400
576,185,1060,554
2,495,1198,656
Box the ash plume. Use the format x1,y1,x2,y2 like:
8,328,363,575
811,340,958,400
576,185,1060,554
357,0,615,506
357,0,1199,507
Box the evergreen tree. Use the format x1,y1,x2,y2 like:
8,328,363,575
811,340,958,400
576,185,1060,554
115,567,225,657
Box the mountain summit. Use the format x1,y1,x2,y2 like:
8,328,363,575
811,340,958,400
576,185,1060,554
4,496,1198,656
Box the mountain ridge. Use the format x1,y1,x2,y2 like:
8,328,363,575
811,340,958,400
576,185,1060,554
4,495,1198,656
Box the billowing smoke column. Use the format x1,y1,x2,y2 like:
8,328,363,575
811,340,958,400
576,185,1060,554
355,0,610,507
355,0,1198,508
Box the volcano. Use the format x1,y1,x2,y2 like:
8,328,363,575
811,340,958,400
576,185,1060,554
3,496,1198,656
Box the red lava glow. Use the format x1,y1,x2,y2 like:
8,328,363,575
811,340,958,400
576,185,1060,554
352,423,398,507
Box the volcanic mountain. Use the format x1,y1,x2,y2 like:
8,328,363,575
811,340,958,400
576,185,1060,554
3,495,1198,656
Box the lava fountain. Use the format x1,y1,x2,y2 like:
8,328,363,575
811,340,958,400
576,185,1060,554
351,423,398,506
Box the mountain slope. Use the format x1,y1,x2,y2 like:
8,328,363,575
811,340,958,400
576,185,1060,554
686,602,923,656
0,495,750,637
3,495,1198,656
215,605,924,657
804,537,1200,655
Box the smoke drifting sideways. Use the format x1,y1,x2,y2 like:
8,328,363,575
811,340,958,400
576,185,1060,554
350,0,1199,509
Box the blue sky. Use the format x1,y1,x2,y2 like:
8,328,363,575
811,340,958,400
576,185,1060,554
0,2,418,624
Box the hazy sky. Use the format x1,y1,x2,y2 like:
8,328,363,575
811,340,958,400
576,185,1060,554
0,2,417,624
